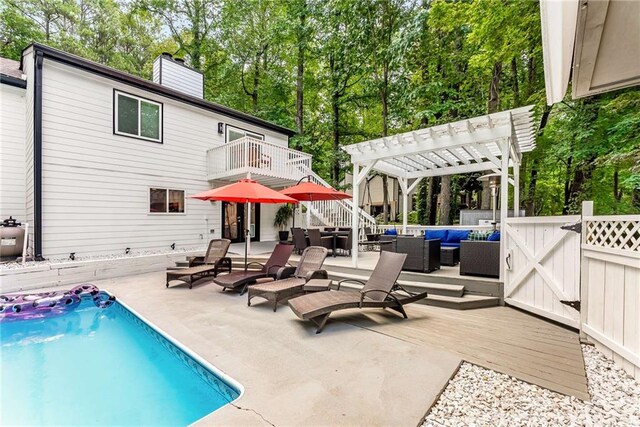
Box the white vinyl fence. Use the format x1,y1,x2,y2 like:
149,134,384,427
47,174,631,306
503,201,640,379
580,203,640,379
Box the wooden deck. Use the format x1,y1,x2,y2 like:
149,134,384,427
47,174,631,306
334,304,590,400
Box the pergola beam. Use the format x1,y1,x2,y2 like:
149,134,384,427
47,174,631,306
346,126,512,163
404,161,497,179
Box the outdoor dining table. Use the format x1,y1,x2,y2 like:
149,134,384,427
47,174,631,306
320,230,350,257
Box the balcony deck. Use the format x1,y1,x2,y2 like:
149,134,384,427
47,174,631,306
207,137,312,187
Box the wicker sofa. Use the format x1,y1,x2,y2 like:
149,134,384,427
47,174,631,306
459,240,500,278
381,235,441,273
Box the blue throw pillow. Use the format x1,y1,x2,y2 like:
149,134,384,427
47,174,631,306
384,229,397,236
425,229,447,241
446,229,471,243
487,231,500,241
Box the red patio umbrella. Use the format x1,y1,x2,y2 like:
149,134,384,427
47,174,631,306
280,181,351,202
190,179,298,268
280,180,351,228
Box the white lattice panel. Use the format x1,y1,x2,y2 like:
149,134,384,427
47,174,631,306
585,217,640,252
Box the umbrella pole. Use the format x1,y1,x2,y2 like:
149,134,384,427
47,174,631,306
245,202,251,271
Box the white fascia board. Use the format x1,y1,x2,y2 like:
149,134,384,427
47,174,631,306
540,0,580,105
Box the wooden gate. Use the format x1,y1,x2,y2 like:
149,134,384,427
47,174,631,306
503,216,582,328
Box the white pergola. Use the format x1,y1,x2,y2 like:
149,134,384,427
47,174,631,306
344,105,537,267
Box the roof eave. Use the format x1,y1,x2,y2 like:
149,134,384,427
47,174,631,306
20,43,296,137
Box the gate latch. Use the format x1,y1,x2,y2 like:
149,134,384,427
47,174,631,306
561,221,582,234
560,300,581,312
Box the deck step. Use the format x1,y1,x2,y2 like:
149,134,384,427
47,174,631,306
420,294,500,310
326,270,465,298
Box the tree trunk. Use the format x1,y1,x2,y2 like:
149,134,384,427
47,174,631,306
563,156,573,215
191,1,202,70
488,62,502,113
252,53,260,112
511,57,520,107
438,176,451,225
428,177,439,225
613,168,622,202
567,159,596,214
331,92,340,184
417,179,427,224
382,174,390,224
295,3,306,136
525,159,538,216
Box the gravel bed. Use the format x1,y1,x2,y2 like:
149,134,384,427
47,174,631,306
422,344,640,426
0,247,204,271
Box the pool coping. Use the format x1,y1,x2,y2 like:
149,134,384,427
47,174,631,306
104,289,245,424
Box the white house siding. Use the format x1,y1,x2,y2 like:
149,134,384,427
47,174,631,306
38,59,289,259
0,84,26,223
153,56,203,99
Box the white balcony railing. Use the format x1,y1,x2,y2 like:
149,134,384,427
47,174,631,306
206,136,377,235
207,137,312,182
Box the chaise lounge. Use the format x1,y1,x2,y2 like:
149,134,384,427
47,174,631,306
212,243,294,294
165,239,232,289
247,246,328,311
288,251,430,333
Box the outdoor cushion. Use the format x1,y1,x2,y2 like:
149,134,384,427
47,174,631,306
446,229,471,243
487,231,501,241
384,229,398,236
468,230,491,241
425,229,447,241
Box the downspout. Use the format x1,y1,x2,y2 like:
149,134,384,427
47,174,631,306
34,51,44,260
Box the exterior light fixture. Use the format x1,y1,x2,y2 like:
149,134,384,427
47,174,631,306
125,247,131,254
171,243,176,250
217,123,224,134
69,252,75,261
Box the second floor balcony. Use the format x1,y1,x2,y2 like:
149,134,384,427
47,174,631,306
207,137,312,187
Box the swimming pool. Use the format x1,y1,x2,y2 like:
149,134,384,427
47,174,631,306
0,291,241,426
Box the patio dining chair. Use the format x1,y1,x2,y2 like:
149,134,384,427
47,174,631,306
292,228,309,254
336,229,352,256
307,228,333,251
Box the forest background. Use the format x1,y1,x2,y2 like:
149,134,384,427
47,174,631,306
2,0,638,223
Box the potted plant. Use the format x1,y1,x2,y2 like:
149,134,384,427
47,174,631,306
274,204,294,242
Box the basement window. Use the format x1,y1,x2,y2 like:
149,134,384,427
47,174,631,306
114,90,163,143
150,188,185,213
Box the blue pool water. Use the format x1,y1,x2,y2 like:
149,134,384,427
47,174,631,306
0,296,240,426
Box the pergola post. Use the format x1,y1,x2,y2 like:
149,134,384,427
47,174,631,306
398,178,408,234
499,139,510,281
514,159,520,217
351,162,361,268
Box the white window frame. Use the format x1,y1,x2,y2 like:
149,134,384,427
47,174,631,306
114,90,163,143
225,125,265,143
148,187,186,215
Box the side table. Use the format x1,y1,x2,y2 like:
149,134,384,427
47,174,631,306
440,247,460,266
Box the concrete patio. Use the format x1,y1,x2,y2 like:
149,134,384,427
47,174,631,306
94,271,462,426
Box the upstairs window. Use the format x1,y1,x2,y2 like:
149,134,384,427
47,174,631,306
115,91,162,143
150,188,184,213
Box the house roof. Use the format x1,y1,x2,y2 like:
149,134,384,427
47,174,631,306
342,106,535,179
19,43,296,136
0,57,26,88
